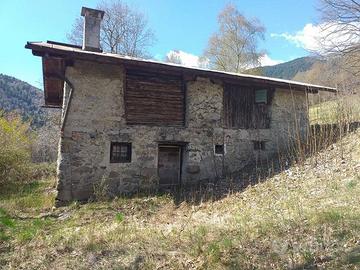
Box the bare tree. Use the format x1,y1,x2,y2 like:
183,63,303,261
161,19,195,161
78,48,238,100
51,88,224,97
67,0,155,58
31,110,61,163
203,4,265,73
164,51,182,65
318,0,360,74
67,17,83,47
164,50,209,68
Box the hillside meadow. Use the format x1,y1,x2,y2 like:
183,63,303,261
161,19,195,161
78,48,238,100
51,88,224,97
309,95,360,125
0,118,359,269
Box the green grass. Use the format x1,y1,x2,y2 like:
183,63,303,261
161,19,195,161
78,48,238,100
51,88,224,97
0,132,360,269
0,178,55,214
0,175,56,247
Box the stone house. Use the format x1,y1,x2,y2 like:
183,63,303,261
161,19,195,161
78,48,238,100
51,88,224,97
26,7,335,204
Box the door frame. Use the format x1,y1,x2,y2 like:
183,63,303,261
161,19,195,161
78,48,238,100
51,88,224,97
157,142,186,189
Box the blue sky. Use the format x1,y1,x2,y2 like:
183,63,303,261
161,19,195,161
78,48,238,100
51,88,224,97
0,0,322,89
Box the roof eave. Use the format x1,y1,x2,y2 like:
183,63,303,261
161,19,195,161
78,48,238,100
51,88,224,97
25,42,337,94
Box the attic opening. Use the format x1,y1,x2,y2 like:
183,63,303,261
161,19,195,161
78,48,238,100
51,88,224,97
42,57,66,107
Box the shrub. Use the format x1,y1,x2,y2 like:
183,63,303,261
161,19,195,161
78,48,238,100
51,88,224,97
93,176,110,201
30,162,57,180
0,112,33,185
31,111,60,163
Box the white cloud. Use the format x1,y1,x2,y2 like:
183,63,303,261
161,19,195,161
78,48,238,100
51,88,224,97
271,22,360,53
271,23,321,51
165,50,208,68
165,50,282,68
259,54,284,66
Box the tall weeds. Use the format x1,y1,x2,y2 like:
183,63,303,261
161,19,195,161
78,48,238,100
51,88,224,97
282,91,360,168
0,112,33,185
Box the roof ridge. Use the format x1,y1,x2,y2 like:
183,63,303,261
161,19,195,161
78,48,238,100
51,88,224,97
25,41,337,93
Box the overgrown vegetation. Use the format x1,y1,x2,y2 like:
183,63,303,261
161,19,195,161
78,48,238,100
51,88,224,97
1,61,359,269
1,70,359,269
0,112,33,185
1,124,359,269
0,112,57,186
0,74,60,163
309,95,360,125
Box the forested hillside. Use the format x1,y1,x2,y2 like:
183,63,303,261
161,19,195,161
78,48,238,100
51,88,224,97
259,56,322,80
0,74,46,127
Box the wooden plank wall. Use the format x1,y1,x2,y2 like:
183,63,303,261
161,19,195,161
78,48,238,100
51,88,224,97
125,69,184,126
42,57,65,106
224,84,274,129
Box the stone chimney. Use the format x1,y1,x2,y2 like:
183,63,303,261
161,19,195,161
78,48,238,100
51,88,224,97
81,7,105,52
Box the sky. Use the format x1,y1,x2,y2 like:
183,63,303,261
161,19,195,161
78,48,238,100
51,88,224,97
0,0,324,89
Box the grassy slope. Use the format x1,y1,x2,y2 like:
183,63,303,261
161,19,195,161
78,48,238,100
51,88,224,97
1,131,360,269
309,95,360,125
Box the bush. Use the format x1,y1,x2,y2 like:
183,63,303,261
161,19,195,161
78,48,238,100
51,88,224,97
30,162,57,180
31,110,60,163
0,112,33,185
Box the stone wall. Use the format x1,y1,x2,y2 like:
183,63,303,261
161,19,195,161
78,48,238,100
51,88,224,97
56,60,309,203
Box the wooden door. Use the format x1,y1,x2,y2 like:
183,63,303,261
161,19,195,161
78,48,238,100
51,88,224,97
158,146,181,188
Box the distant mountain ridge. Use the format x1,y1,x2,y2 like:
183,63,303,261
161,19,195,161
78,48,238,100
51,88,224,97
256,56,323,80
262,56,322,80
0,74,46,127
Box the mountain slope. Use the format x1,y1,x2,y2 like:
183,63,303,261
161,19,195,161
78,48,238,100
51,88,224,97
0,74,46,127
258,56,322,80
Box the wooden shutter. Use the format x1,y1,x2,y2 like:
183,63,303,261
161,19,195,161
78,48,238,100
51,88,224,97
125,69,184,126
224,84,274,129
224,84,254,129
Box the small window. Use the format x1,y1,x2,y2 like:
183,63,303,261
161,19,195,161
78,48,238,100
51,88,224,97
214,144,225,155
255,89,268,104
253,141,266,150
110,142,132,163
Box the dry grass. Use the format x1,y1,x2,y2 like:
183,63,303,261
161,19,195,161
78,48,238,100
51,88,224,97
309,95,360,125
1,131,360,269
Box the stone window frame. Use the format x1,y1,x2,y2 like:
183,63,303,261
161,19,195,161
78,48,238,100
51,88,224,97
110,142,132,163
214,144,226,156
253,141,266,151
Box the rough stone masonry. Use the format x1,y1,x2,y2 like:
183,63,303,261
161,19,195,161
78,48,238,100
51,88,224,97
56,59,308,203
